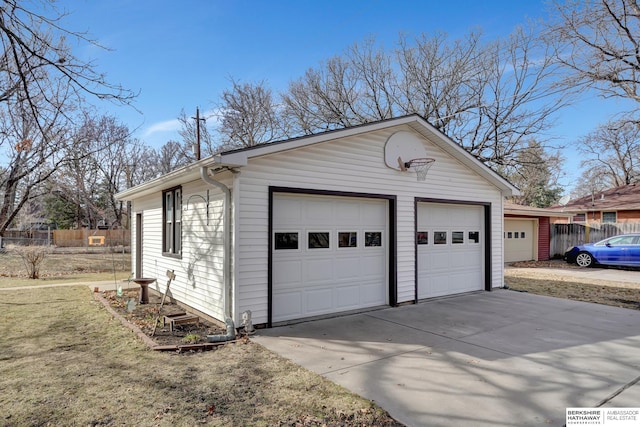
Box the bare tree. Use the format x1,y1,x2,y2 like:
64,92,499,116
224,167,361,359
396,31,485,134
155,140,192,174
282,38,400,135
279,27,565,168
218,79,287,149
0,1,135,127
576,118,640,187
547,0,640,104
0,86,69,234
572,166,611,199
0,1,135,236
458,25,567,166
52,112,129,228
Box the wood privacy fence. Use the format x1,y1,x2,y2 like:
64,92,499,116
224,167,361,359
53,229,130,247
2,229,130,248
550,223,640,257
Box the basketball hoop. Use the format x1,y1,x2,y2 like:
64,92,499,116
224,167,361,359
405,158,435,181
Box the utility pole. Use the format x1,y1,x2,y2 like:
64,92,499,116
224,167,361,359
192,107,205,161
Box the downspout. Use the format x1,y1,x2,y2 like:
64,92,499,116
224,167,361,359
200,167,232,320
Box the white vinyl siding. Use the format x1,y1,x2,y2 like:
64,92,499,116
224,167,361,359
234,124,504,325
131,179,228,322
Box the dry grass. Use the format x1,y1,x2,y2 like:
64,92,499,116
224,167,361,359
0,286,402,426
505,276,640,310
0,250,130,288
505,260,640,310
0,251,401,425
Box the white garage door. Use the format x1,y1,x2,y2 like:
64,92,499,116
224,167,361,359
272,194,388,322
504,219,535,262
417,203,484,299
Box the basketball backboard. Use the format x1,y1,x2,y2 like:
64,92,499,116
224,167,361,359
384,131,427,171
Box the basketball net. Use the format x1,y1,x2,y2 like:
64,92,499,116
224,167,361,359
406,158,435,181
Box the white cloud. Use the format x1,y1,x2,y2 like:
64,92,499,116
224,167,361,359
142,118,181,138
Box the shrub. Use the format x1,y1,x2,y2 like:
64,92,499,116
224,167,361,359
8,245,52,279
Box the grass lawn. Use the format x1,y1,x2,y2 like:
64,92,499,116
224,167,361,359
0,286,401,426
0,251,400,425
0,250,131,288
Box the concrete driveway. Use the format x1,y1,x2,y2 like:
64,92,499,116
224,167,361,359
253,290,640,427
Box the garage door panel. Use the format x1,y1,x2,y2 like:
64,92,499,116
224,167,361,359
417,203,484,300
304,258,334,282
273,292,302,318
273,260,302,285
361,254,385,275
336,286,360,308
274,199,302,224
335,257,361,279
306,288,333,313
361,282,386,304
273,194,388,322
362,202,387,223
305,200,333,223
339,203,361,222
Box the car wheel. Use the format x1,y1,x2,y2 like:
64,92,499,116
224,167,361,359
575,252,594,268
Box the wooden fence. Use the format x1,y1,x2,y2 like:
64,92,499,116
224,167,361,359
53,229,130,247
550,223,640,257
2,229,130,248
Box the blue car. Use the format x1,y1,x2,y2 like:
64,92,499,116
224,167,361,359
564,233,640,268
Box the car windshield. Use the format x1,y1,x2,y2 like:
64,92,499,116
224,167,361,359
596,235,640,246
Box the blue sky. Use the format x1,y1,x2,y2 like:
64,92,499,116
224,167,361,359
52,0,634,189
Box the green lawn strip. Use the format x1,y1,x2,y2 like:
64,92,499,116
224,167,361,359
0,286,401,426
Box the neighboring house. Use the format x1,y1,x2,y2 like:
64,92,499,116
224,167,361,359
116,115,519,328
504,202,571,262
550,184,640,224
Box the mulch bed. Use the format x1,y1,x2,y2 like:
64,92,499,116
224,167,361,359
97,289,233,351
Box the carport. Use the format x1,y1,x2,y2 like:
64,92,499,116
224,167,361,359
254,291,640,427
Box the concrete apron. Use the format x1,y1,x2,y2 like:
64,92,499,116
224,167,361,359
253,290,640,427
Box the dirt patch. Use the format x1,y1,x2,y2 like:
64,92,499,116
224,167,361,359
101,289,228,348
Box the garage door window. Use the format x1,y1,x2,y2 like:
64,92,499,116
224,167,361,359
275,232,298,250
365,232,382,247
434,231,447,245
452,231,464,244
308,232,330,249
417,231,428,245
338,232,357,248
469,231,480,243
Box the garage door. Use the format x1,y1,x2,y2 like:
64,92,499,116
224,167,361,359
272,194,388,322
504,219,535,262
417,203,484,299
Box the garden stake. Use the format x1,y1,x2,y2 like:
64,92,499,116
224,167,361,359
151,269,175,337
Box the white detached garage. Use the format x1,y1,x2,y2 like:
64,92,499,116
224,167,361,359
116,115,519,327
